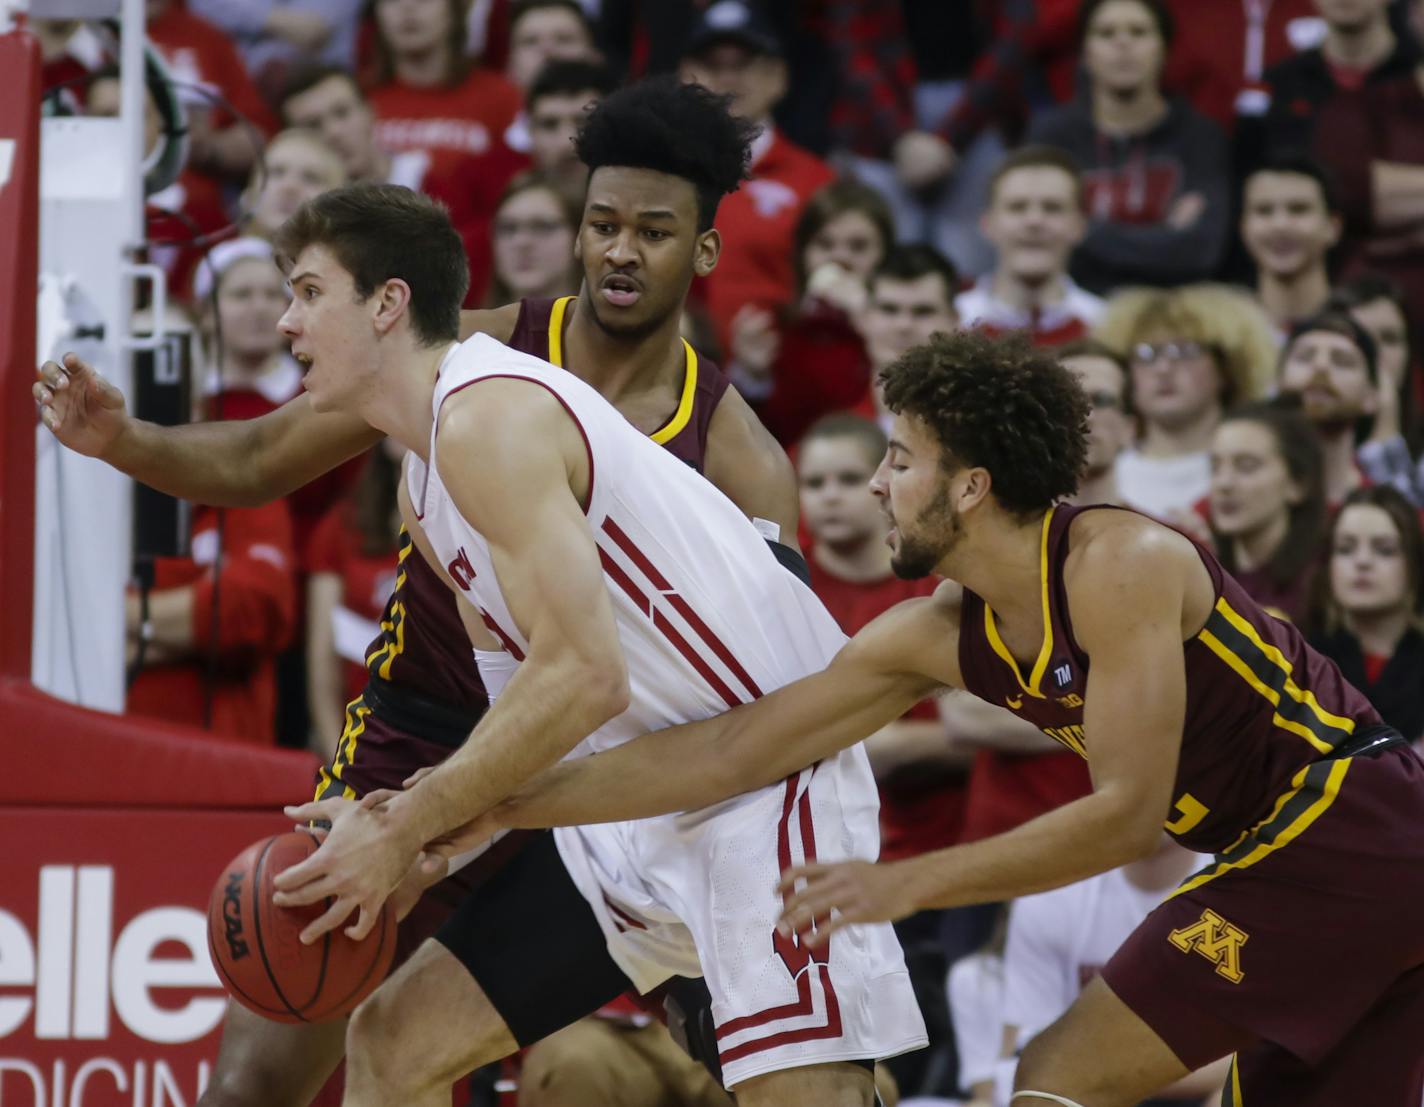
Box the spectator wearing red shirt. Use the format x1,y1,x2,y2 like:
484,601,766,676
744,178,893,447
145,0,278,181
853,245,960,434
1208,401,1327,624
125,496,297,745
954,146,1105,347
365,0,523,183
1028,0,1231,294
677,2,835,357
306,443,403,757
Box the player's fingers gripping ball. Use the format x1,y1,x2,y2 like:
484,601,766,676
207,831,397,1023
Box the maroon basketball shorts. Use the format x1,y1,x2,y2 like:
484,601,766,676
1102,738,1424,1106
312,677,528,959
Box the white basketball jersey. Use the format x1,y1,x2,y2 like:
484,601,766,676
407,333,849,757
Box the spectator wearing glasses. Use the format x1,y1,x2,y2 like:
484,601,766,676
1208,401,1327,624
484,171,582,306
1028,0,1231,294
1096,284,1278,520
954,146,1104,347
1058,338,1134,506
1310,485,1424,746
1240,154,1343,336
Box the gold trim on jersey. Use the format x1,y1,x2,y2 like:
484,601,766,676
544,295,698,444
982,507,1056,699
1196,597,1356,756
364,531,415,680
1167,756,1351,900
314,695,370,801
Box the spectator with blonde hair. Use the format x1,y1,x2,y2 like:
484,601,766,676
240,128,348,241
1095,283,1278,520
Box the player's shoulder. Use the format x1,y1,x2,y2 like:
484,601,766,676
1066,508,1197,578
704,388,796,487
457,302,521,345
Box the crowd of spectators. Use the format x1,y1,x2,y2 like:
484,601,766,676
33,0,1424,1103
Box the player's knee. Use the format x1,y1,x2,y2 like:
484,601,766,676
518,1026,620,1106
345,990,429,1093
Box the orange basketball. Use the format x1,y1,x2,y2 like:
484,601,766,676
207,831,397,1023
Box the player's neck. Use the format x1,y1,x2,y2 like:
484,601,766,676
990,267,1069,313
812,536,892,583
358,340,450,459
1344,606,1409,659
562,299,687,402
1323,18,1394,70
1139,407,1219,459
1091,84,1166,137
1256,265,1329,332
942,510,1049,628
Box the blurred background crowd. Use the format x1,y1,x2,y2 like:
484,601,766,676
31,0,1424,1103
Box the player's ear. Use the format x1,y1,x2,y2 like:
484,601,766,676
693,228,721,278
372,277,413,336
957,466,992,513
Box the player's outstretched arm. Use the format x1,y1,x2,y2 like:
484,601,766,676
35,352,380,505
494,592,958,830
776,525,1195,946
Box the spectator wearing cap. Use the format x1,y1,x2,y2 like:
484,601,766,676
365,0,523,186
1095,284,1278,522
1278,309,1381,507
954,146,1104,347
1234,0,1416,179
1239,153,1343,336
1028,0,1231,295
679,0,835,363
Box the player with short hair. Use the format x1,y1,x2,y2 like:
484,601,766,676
271,179,925,1106
480,328,1424,1106
35,76,806,1107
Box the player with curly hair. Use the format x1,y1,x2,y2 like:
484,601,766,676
481,328,1424,1106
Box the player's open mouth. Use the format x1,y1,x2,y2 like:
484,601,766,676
600,274,642,307
294,352,313,369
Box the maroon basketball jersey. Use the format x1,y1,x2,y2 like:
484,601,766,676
360,296,730,711
956,504,1381,854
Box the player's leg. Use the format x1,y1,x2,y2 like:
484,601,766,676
195,1000,347,1107
343,831,634,1106
1229,961,1424,1107
733,1061,875,1107
1011,978,1198,1107
519,1018,709,1107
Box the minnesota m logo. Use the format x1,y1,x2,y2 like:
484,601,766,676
1168,909,1248,983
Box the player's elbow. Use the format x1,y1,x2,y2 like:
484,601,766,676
579,657,631,724
1095,787,1167,863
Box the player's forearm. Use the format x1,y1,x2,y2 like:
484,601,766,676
390,650,629,845
104,417,273,505
899,788,1160,912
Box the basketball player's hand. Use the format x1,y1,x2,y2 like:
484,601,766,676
34,353,130,458
271,800,421,944
775,860,916,948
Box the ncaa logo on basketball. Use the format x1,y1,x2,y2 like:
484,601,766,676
221,871,249,961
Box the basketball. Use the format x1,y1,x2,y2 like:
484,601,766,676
206,831,398,1024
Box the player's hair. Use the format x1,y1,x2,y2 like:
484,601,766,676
793,178,896,293
800,413,889,470
277,64,364,119
511,0,594,39
484,170,583,306
273,183,469,346
1056,337,1132,415
528,58,617,111
1310,484,1424,635
870,245,959,306
879,330,1090,516
1211,399,1326,593
1244,152,1341,214
574,76,757,231
1094,284,1278,413
987,144,1085,210
1077,0,1174,47
371,0,470,88
1284,308,1378,385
